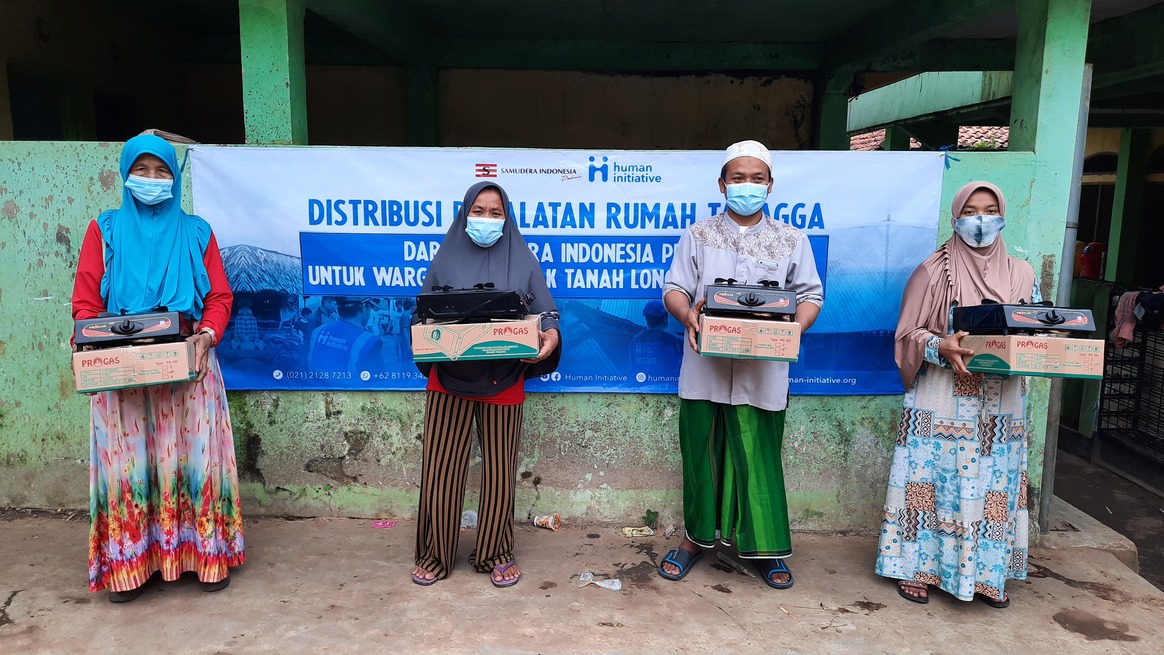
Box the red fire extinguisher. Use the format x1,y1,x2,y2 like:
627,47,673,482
1079,242,1106,279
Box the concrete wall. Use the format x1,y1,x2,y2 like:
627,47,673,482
0,141,1056,533
0,139,898,531
0,2,1079,534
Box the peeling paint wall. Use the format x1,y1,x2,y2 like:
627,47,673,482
0,142,1058,534
0,142,123,506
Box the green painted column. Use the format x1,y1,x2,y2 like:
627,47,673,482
815,69,854,150
239,0,308,145
1105,128,1150,283
408,65,438,146
1008,0,1091,294
1007,0,1092,533
1009,0,1091,156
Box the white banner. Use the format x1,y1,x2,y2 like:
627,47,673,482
191,146,943,394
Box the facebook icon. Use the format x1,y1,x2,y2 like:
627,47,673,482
588,156,609,182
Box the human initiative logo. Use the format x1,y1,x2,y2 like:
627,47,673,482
588,155,661,184
588,156,609,182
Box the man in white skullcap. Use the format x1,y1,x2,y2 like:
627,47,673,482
658,140,823,589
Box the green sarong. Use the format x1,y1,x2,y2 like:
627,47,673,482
679,399,791,558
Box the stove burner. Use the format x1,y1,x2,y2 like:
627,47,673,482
75,310,192,349
953,301,1095,335
703,280,797,320
416,286,532,323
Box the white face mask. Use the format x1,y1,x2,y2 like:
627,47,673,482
954,214,1006,248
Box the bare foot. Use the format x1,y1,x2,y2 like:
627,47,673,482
898,581,928,600
769,569,791,586
491,561,520,584
661,537,702,577
411,565,436,583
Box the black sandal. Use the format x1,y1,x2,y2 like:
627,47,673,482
896,581,929,604
201,576,230,593
977,593,1010,608
108,587,144,603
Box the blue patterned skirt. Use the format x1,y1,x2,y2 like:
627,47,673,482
874,363,1029,601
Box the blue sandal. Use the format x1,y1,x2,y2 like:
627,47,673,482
657,547,704,581
756,558,794,589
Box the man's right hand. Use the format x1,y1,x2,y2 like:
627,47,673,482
683,298,706,352
938,330,976,376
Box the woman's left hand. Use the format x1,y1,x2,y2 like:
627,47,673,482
521,328,560,363
187,331,215,382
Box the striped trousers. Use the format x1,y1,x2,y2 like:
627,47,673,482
415,390,524,579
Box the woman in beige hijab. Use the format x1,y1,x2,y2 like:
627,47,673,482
874,181,1038,608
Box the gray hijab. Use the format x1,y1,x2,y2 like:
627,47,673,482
416,181,561,396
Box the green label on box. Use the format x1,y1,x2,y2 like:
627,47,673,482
700,351,798,362
414,340,539,362
965,353,1011,373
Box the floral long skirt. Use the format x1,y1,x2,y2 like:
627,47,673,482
874,363,1029,601
88,352,244,592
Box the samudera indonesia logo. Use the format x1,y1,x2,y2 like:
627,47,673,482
588,156,662,184
475,162,580,178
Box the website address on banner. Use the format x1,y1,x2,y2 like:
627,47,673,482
790,376,858,386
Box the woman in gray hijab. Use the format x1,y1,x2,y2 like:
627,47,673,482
411,182,561,588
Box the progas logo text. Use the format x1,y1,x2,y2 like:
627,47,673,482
493,325,531,337
984,339,1010,350
1016,339,1049,350
707,324,742,335
82,355,121,367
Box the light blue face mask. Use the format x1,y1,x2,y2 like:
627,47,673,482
466,217,505,247
725,182,769,217
954,214,1006,248
124,174,174,206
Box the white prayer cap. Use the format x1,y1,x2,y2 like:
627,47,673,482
722,140,772,172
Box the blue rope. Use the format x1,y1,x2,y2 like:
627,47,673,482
939,145,961,170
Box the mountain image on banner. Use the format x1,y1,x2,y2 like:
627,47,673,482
220,244,303,296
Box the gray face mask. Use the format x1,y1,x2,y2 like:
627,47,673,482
954,214,1006,248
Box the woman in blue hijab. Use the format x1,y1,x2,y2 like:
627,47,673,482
71,134,244,602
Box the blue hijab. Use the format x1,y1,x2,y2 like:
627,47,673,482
98,135,211,318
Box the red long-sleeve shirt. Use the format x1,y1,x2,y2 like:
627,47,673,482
71,219,233,345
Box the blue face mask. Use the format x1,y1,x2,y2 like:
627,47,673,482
725,182,769,217
466,218,505,247
954,214,1006,248
124,174,174,206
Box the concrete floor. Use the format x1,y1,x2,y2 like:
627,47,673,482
2,513,1163,655
1054,450,1164,591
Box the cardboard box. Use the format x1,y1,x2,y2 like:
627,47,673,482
698,315,802,362
961,335,1104,379
73,341,197,393
412,315,541,363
